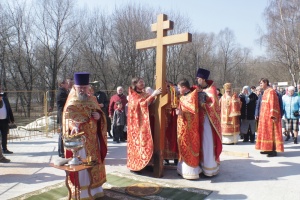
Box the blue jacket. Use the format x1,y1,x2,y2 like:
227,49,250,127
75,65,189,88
282,93,300,119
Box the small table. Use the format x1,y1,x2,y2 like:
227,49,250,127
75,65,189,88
50,163,94,200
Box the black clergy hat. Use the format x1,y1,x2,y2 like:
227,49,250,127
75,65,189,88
196,68,210,80
74,72,90,85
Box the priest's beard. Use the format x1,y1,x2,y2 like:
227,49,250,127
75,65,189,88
78,93,88,101
0,100,2,108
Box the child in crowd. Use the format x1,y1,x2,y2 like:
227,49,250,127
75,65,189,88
112,101,126,143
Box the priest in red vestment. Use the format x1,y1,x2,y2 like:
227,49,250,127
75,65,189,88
127,77,162,171
196,68,222,176
176,79,201,179
255,78,284,157
63,72,107,199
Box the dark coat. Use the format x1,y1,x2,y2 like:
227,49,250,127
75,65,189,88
276,91,284,117
255,93,262,117
94,91,109,116
1,96,14,123
240,92,258,120
56,87,69,125
95,90,111,132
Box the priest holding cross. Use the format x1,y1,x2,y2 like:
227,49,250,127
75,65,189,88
126,14,192,178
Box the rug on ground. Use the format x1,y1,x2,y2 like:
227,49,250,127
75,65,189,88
11,171,212,200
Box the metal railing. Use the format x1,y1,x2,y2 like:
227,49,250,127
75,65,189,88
6,90,58,141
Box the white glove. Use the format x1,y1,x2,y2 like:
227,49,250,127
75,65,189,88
151,88,162,96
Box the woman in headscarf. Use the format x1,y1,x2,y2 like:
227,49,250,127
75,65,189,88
239,86,258,143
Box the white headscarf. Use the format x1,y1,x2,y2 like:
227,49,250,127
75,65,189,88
242,86,251,104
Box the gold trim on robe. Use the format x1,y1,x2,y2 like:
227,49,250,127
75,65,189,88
62,87,107,190
127,88,155,171
255,88,284,152
220,93,241,136
177,90,200,167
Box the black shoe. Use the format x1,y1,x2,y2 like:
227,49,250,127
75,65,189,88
260,151,271,154
0,157,10,163
174,159,178,165
145,165,153,172
3,150,13,154
130,170,141,175
164,159,170,165
243,140,249,142
294,137,298,144
285,134,290,141
108,132,113,138
267,151,277,157
250,140,255,143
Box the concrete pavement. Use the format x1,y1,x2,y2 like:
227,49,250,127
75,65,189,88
1,131,300,200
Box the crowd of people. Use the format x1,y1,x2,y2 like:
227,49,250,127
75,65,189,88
125,72,299,181
1,69,299,198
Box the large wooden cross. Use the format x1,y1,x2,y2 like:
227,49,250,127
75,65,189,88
136,14,192,177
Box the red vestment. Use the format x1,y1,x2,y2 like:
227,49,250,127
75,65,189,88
220,93,241,136
177,90,200,167
255,88,284,152
164,85,179,159
164,108,178,158
127,88,155,171
201,81,222,163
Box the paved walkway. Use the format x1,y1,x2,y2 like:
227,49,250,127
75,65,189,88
1,131,300,200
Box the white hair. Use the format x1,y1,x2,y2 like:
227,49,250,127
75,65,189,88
288,86,295,91
117,86,123,91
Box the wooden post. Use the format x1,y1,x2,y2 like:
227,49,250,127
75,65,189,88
136,14,192,177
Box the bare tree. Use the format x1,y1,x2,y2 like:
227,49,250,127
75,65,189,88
1,0,41,117
34,0,79,107
164,11,193,85
109,4,155,89
262,0,300,86
216,28,250,87
75,9,113,95
0,2,10,88
183,32,217,85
